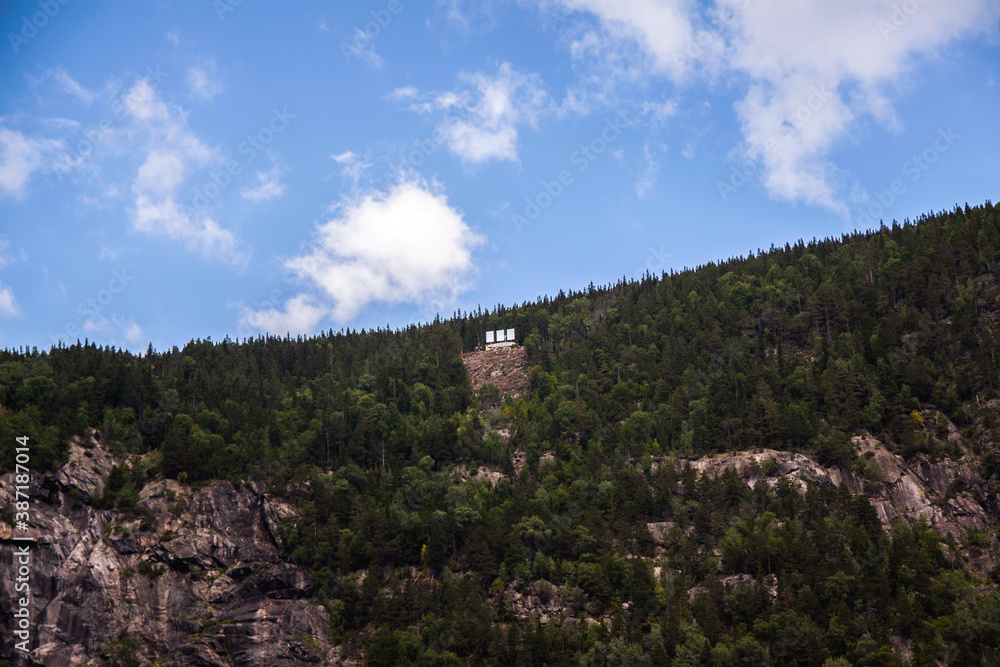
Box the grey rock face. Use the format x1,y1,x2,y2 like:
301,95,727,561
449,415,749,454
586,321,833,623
0,437,336,666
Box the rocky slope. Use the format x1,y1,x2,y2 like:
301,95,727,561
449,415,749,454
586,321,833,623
462,346,529,408
0,436,338,666
674,435,993,541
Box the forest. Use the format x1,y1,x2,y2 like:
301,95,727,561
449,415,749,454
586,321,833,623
2,201,1000,664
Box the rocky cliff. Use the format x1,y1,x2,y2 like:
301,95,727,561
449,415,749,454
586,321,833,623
667,432,999,578
677,435,993,532
0,436,338,666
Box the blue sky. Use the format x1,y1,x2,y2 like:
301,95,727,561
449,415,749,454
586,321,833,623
1,0,998,352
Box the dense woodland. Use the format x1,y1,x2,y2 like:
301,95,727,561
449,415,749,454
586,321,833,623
2,202,1000,664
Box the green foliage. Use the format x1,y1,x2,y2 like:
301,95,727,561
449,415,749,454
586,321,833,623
100,637,141,667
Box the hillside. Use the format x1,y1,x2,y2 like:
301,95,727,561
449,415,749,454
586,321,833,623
2,201,1000,665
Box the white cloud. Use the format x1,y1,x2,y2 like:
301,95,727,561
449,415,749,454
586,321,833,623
123,79,172,124
186,60,224,102
394,62,551,164
242,160,286,202
121,321,146,344
241,176,483,332
734,77,853,213
240,294,327,336
440,0,471,31
331,150,372,185
346,28,385,68
560,0,1000,213
389,86,420,101
0,127,67,198
82,315,147,346
641,100,678,128
0,239,13,269
558,0,709,81
718,0,999,214
0,283,19,318
166,30,180,45
79,194,106,208
124,79,245,264
132,195,244,263
98,244,120,262
636,140,668,198
135,150,187,197
530,2,705,117
39,117,81,130
51,68,96,105
2,76,242,261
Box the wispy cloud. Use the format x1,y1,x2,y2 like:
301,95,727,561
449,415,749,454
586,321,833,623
51,68,97,105
347,28,385,68
0,127,70,198
557,0,711,81
239,294,326,337
242,157,286,202
558,0,1000,214
331,150,372,185
186,60,224,102
636,140,668,198
392,62,551,164
83,314,147,346
0,283,18,318
98,244,120,262
0,239,14,270
720,0,998,214
124,79,246,264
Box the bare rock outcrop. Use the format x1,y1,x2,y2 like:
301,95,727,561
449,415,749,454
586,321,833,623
503,581,589,627
670,435,996,575
0,437,336,666
462,346,529,406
